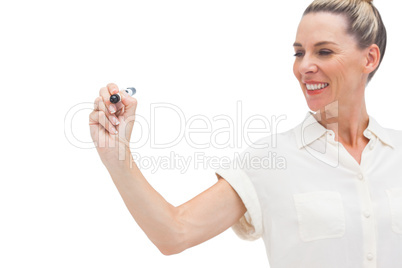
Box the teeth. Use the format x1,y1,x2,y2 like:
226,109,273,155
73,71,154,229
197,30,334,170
306,83,329,90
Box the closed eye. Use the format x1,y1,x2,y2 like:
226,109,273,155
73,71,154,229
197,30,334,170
294,51,304,57
318,50,333,56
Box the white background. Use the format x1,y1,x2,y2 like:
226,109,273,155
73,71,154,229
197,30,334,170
1,0,401,267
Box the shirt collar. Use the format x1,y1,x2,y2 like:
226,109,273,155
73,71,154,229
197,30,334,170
295,112,395,149
295,112,327,150
364,115,395,149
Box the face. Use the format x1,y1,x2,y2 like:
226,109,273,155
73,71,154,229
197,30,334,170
293,12,368,112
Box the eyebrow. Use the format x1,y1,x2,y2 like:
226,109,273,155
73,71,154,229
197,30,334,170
293,41,339,47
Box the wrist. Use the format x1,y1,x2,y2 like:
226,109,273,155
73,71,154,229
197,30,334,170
101,150,135,174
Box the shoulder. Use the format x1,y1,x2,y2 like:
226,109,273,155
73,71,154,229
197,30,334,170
383,127,402,148
241,127,298,156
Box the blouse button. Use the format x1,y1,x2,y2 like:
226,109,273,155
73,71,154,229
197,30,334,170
358,174,364,180
367,253,374,261
363,211,371,218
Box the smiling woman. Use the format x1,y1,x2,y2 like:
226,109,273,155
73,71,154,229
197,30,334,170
292,12,377,115
304,0,386,80
88,0,402,267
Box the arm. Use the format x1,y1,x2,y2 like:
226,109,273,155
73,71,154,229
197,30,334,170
107,159,246,255
89,83,246,255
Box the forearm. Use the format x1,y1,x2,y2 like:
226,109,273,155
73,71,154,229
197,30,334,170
91,84,246,256
104,153,183,254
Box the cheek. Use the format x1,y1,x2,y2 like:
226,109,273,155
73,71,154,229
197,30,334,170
331,53,364,82
334,57,348,70
331,59,353,84
293,61,300,80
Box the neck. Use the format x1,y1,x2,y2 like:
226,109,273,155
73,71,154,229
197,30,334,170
313,99,369,147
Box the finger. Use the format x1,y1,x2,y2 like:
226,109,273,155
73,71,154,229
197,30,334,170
120,90,138,120
89,97,101,127
114,106,125,118
106,83,125,112
107,83,119,95
99,86,117,115
95,97,120,126
118,91,138,140
89,109,99,125
89,110,119,135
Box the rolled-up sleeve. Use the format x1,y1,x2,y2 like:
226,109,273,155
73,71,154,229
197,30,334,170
215,162,263,241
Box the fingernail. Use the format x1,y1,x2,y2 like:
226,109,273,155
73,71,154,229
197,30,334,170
120,90,128,100
111,127,118,135
113,116,120,125
112,88,119,94
109,105,116,114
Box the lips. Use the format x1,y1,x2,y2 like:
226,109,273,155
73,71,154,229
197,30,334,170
306,83,329,90
302,80,330,95
303,80,329,90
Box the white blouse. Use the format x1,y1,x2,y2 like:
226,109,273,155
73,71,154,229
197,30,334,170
215,112,402,268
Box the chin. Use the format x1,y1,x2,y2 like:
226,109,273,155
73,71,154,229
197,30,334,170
306,99,330,113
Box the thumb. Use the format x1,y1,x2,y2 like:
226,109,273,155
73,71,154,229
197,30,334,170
120,90,138,120
118,90,137,142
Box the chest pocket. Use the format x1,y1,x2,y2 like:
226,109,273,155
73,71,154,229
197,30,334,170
386,188,402,234
293,191,346,242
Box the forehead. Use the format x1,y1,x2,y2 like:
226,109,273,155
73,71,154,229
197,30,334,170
295,12,352,45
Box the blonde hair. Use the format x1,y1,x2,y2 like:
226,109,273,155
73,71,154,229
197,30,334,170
303,0,387,83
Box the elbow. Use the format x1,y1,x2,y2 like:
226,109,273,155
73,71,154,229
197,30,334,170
150,207,191,256
155,236,188,256
158,245,184,256
153,222,189,256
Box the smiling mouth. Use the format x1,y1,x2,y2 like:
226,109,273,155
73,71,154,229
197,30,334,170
305,83,329,91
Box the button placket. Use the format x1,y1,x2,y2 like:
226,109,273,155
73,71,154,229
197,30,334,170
365,130,376,150
355,171,377,267
369,137,377,150
363,210,371,218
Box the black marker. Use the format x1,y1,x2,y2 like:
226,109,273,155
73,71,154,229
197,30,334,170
110,87,136,104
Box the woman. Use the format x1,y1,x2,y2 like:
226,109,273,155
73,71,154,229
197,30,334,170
89,0,402,266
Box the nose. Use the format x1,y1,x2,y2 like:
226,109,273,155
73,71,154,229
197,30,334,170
297,54,318,75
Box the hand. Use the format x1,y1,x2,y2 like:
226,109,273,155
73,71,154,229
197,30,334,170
89,83,138,166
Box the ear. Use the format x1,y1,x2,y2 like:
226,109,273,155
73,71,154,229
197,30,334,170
362,44,380,74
